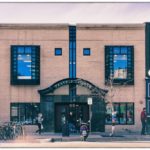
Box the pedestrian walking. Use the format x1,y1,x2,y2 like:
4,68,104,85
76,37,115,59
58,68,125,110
110,110,117,137
36,113,44,135
141,107,147,135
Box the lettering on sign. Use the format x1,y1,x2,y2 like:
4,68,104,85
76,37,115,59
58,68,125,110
38,78,107,95
52,79,95,91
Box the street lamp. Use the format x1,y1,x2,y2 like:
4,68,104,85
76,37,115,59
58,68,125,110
87,97,93,133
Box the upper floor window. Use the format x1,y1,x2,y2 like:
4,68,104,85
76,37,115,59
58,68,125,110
11,45,40,85
83,48,91,56
105,46,134,85
105,102,134,125
55,48,62,56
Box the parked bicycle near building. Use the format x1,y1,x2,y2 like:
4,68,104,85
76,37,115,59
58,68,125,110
0,122,24,141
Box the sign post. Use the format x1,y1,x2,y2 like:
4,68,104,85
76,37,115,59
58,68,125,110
87,97,93,133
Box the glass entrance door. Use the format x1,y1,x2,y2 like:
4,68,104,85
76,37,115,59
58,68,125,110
55,103,89,133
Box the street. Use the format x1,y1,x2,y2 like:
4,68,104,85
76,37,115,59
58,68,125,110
1,132,150,148
1,140,150,148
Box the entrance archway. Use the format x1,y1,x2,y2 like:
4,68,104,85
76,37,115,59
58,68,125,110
38,78,107,96
38,78,108,133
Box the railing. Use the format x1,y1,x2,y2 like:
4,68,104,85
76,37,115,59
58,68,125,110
0,122,24,141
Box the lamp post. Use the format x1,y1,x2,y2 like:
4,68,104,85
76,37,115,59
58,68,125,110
87,97,93,133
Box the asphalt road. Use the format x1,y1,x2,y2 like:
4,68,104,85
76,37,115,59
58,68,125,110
1,141,150,148
1,133,150,148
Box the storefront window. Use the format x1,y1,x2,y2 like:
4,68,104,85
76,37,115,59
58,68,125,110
18,103,26,122
120,103,126,124
105,102,134,125
114,103,120,124
127,103,134,124
105,105,112,124
11,103,18,122
10,103,40,125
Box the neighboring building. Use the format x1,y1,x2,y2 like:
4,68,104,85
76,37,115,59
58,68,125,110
0,23,147,133
145,23,150,133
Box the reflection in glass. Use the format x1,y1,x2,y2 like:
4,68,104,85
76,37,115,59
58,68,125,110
105,103,134,125
11,105,18,122
17,54,31,79
114,55,127,79
120,103,126,124
114,103,119,123
10,103,40,125
127,103,134,124
105,105,112,124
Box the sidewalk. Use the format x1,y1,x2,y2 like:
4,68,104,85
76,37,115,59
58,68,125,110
1,132,150,148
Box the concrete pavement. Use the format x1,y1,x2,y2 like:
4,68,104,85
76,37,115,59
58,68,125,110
2,141,150,148
1,132,150,148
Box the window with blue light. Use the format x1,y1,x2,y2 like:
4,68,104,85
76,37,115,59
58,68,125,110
83,48,91,56
69,26,76,101
69,26,76,79
17,47,32,79
11,45,40,85
105,46,134,85
55,48,62,56
113,47,127,79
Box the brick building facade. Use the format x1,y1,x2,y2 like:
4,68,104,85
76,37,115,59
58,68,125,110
0,23,147,133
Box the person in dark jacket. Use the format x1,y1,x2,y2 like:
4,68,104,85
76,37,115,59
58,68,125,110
141,108,147,135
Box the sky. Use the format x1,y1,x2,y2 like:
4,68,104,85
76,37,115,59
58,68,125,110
0,3,150,24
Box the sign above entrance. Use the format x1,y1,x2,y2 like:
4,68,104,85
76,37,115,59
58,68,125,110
53,79,93,91
38,78,108,96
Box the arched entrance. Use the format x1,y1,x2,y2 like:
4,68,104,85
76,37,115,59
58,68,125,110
38,78,108,133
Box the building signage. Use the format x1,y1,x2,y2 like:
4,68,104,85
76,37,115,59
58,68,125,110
53,79,95,91
88,97,93,105
38,78,108,96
